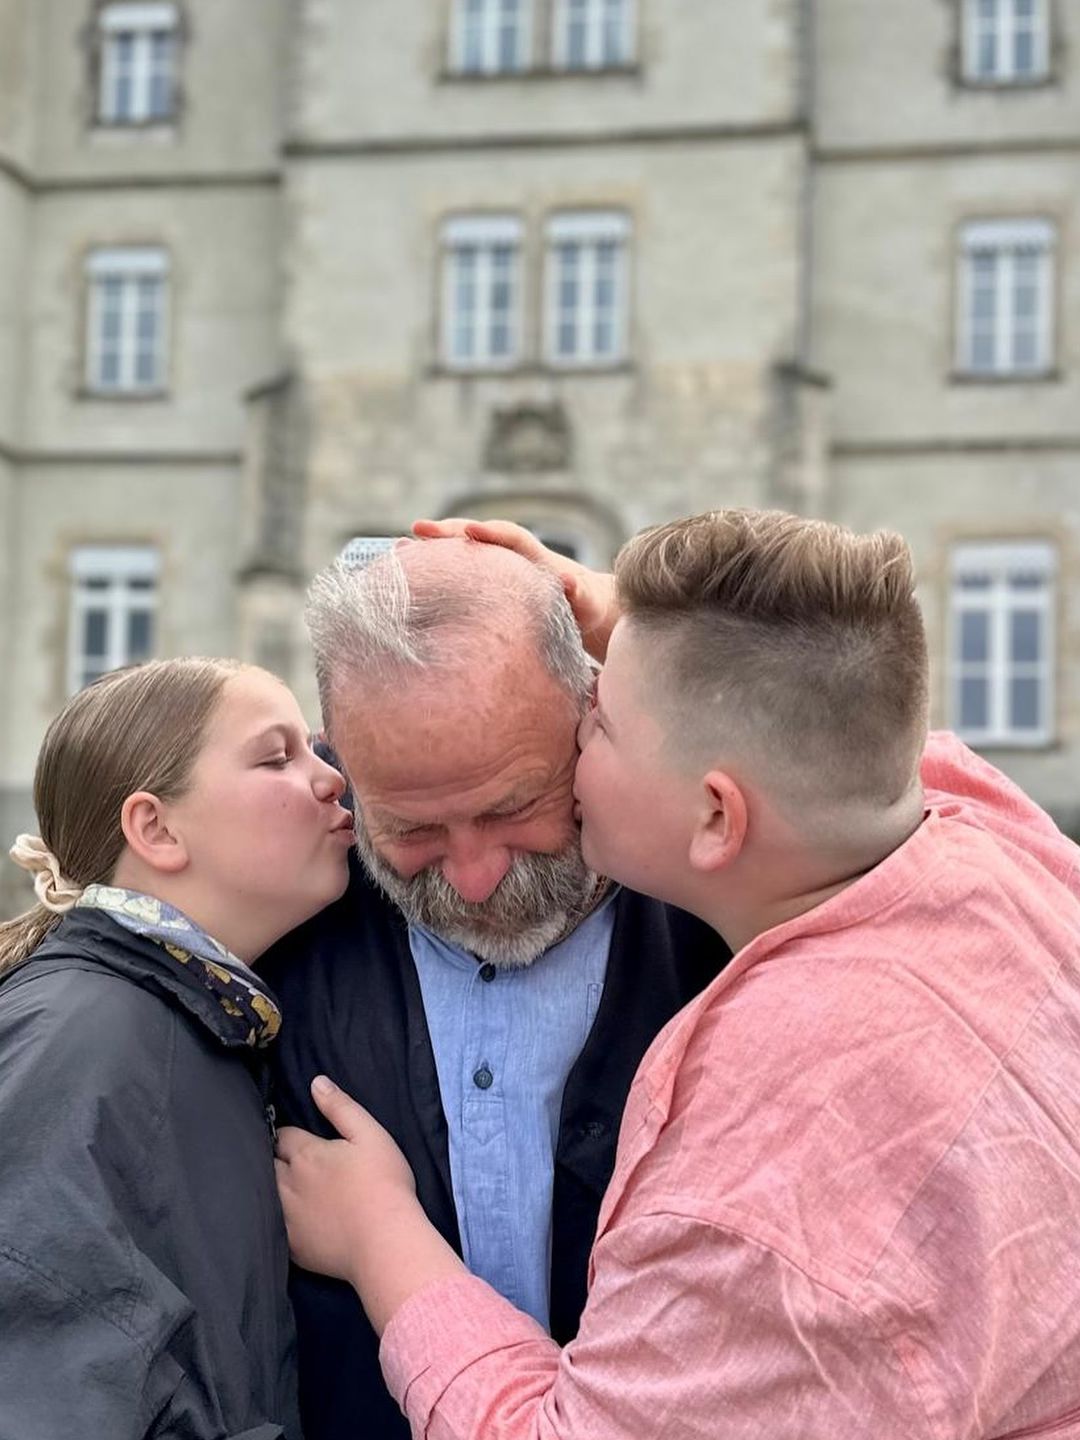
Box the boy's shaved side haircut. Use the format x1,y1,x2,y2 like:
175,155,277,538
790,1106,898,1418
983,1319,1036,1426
614,509,929,811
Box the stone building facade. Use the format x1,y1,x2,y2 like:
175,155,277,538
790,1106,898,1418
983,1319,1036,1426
1,0,1077,912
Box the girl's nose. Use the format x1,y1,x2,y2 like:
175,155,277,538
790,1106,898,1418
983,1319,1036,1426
313,758,347,801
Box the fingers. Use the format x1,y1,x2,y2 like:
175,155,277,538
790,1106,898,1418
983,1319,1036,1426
274,1125,320,1163
412,517,471,538
309,1073,368,1143
461,520,545,557
411,517,544,560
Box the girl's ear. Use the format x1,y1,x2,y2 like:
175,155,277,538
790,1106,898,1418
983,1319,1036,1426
120,792,189,875
688,770,748,873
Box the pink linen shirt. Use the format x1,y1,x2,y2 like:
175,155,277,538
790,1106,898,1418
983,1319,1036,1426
381,734,1080,1440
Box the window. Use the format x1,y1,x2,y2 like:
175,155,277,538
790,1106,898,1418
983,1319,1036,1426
68,545,160,693
450,0,529,74
440,216,523,369
97,3,179,124
553,0,634,69
957,220,1054,377
85,246,170,394
545,212,629,366
949,541,1056,746
961,0,1049,83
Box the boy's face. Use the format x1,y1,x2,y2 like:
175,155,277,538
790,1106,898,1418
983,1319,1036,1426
574,620,698,907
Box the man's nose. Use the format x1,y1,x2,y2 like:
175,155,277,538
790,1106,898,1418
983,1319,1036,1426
440,842,512,905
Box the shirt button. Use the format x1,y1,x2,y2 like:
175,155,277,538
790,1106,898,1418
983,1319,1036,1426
472,1066,494,1090
479,963,496,983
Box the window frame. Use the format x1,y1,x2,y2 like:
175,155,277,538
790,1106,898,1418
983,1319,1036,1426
439,214,524,371
947,540,1057,748
449,0,531,75
959,0,1050,86
551,0,635,70
84,245,171,396
543,210,630,369
67,544,161,695
96,2,180,126
955,218,1055,379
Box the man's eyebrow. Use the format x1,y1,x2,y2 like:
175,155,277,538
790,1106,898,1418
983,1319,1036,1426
369,783,546,835
481,790,536,818
373,811,438,836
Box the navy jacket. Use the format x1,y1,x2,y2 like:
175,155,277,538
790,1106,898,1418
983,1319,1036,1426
0,910,300,1440
262,855,730,1440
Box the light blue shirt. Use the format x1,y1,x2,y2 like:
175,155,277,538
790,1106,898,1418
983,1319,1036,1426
409,892,615,1330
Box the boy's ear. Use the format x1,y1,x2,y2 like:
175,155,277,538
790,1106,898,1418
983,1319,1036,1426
688,770,748,873
120,792,189,875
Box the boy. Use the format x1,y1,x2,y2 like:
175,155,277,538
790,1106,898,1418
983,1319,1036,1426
277,510,1080,1440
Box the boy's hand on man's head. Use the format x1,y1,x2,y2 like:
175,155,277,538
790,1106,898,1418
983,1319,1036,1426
412,516,619,661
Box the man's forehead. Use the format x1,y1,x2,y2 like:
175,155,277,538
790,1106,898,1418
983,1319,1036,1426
334,666,580,758
332,680,573,782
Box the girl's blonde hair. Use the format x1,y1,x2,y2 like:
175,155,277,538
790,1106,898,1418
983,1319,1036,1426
0,657,243,976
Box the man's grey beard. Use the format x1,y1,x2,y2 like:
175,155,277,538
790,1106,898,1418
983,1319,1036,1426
352,814,600,968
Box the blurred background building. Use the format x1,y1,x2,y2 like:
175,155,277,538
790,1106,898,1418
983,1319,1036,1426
1,0,1078,913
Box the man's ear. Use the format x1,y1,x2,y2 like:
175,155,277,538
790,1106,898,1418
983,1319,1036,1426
120,792,189,875
688,770,748,873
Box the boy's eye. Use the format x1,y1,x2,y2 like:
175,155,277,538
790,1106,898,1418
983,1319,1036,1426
261,754,289,768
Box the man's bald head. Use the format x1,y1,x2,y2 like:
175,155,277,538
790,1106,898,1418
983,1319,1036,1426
305,537,593,737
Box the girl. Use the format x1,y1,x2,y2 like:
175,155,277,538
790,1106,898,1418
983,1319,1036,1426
0,657,354,1440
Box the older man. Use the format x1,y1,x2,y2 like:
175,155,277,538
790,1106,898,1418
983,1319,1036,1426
261,538,729,1440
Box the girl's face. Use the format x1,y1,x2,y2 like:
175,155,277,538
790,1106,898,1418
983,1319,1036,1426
166,668,353,953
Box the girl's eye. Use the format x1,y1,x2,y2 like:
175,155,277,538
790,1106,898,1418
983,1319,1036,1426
261,755,289,768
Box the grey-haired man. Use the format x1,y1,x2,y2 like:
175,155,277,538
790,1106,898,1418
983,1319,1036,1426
262,537,730,1439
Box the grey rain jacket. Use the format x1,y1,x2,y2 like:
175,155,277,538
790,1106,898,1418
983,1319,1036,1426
0,908,300,1440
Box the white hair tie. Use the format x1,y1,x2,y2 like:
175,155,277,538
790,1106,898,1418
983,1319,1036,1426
9,834,84,914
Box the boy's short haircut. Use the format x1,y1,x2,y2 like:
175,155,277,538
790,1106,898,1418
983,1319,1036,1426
614,509,929,811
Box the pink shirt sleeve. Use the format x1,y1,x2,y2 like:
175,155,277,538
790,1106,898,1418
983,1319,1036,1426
381,1215,932,1440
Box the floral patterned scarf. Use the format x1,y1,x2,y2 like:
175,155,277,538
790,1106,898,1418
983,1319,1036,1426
75,885,282,1048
